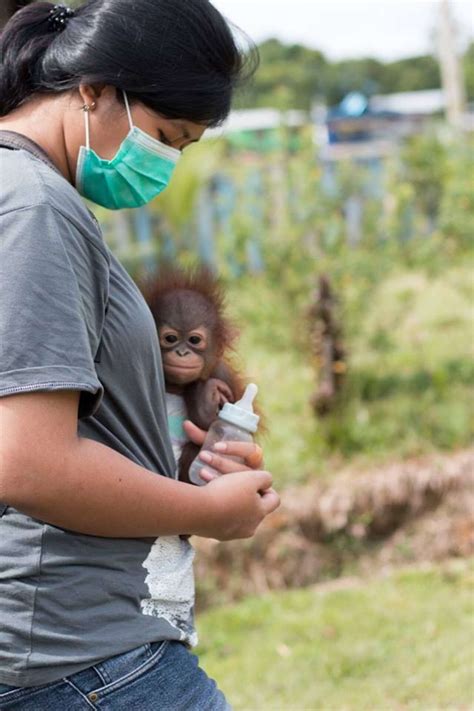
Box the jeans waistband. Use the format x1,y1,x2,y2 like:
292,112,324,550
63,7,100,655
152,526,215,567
66,641,166,693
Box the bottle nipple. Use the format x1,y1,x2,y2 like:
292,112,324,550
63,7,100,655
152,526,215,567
236,383,258,412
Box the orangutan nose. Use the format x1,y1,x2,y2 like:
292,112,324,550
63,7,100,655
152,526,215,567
176,347,190,357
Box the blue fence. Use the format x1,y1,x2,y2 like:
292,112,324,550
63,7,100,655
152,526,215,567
97,135,417,275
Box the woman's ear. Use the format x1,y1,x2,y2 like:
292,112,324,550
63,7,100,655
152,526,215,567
78,83,109,109
78,84,97,108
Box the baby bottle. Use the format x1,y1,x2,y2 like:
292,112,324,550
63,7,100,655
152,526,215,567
188,383,260,486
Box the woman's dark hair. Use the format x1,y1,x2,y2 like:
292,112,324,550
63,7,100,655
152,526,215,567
0,0,258,123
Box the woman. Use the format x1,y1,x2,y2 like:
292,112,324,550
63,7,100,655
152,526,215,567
0,1,280,708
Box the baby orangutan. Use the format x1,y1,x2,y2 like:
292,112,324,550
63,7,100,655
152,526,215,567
143,265,250,484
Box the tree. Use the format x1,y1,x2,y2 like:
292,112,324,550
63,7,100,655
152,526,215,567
236,38,327,112
381,55,441,94
236,39,446,111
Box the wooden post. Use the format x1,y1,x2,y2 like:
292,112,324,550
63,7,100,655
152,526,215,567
438,0,467,129
309,275,347,416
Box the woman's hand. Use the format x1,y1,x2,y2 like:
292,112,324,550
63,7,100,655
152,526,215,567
183,420,264,482
181,420,279,541
197,470,280,541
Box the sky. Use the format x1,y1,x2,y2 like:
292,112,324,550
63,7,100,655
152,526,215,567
211,0,473,61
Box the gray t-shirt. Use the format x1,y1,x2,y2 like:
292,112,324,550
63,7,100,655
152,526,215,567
0,145,197,688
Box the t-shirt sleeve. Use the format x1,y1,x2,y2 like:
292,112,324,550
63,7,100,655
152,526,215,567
0,203,109,419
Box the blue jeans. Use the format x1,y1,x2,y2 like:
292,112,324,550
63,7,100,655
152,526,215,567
0,640,231,710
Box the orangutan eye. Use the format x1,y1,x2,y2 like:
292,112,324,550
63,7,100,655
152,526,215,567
189,335,202,346
165,334,178,344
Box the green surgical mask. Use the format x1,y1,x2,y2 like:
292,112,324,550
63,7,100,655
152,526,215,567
76,91,181,210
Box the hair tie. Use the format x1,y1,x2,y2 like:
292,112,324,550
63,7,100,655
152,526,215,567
48,4,75,32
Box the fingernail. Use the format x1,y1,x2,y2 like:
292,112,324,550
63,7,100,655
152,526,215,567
199,451,212,463
213,442,227,452
200,468,214,480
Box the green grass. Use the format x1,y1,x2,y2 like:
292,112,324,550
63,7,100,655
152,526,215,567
227,256,474,488
196,560,474,711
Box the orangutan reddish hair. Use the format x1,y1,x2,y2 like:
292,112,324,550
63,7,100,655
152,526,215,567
141,264,253,483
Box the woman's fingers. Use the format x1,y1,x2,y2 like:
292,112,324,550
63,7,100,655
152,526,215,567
198,450,245,474
198,468,219,483
213,441,263,469
259,487,280,514
200,470,280,517
182,423,264,474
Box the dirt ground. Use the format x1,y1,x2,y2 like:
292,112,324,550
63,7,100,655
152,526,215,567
193,449,474,608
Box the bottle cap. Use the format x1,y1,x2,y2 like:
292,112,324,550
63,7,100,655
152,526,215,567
219,383,260,433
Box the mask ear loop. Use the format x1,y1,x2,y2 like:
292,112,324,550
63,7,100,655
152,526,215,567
122,91,134,131
83,105,91,150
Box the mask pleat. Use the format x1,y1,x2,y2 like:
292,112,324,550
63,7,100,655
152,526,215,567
75,125,179,210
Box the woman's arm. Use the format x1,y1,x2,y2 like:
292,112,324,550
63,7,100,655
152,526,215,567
0,390,279,540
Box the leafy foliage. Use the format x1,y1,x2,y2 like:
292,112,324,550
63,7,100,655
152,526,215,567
463,41,474,101
98,125,473,486
399,132,447,222
230,253,473,486
237,38,444,111
237,39,327,110
438,138,474,248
